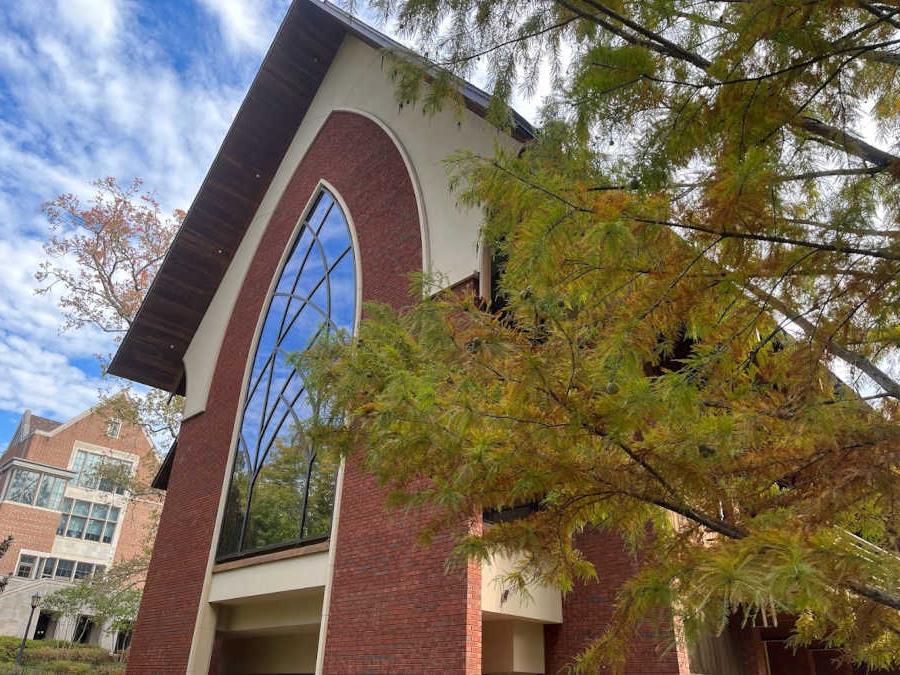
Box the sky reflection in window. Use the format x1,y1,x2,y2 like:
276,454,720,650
218,188,355,559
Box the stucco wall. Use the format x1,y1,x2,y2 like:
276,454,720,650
181,33,520,419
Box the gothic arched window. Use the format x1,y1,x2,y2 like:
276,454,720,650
217,188,357,560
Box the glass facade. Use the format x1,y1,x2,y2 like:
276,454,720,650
217,188,356,560
5,468,66,510
71,449,131,495
57,498,120,544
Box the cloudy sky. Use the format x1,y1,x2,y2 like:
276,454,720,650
0,0,310,446
0,0,543,448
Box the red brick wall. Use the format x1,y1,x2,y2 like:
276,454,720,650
3,412,155,480
114,497,161,566
322,467,480,674
127,111,480,673
544,529,684,675
0,412,157,576
0,502,59,575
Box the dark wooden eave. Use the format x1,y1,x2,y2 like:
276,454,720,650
108,0,534,393
151,440,176,491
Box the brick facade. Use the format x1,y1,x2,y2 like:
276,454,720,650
0,410,158,578
544,529,684,675
126,111,472,673
322,467,479,674
0,502,59,573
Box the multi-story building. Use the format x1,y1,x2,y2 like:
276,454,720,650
107,2,892,674
0,407,159,652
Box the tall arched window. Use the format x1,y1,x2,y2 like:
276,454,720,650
217,188,357,560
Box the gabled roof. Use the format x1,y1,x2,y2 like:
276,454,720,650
30,415,62,433
108,0,534,393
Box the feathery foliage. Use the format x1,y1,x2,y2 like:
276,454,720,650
305,0,899,670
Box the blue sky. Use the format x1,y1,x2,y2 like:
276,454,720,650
0,0,546,450
0,0,297,446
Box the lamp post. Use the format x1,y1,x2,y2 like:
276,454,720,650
14,593,40,673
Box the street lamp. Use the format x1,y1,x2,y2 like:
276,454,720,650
14,593,40,673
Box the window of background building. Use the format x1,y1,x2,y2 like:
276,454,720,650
73,615,94,644
40,557,56,579
73,562,93,580
217,188,355,560
5,469,66,509
57,498,120,543
106,419,121,439
17,553,104,581
114,628,132,653
54,559,74,580
71,450,131,495
15,554,36,578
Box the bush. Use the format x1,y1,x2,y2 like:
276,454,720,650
0,635,116,666
0,662,124,674
24,645,113,664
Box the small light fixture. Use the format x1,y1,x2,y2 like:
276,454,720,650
30,593,40,609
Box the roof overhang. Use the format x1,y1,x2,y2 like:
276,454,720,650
151,441,176,491
108,0,533,393
0,458,76,481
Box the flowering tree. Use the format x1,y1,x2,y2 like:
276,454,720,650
36,177,183,441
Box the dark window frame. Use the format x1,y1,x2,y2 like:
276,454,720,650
216,188,355,562
57,498,120,544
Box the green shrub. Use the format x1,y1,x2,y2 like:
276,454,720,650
0,661,124,674
24,645,113,664
0,635,116,666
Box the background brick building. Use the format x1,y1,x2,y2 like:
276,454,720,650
0,407,160,652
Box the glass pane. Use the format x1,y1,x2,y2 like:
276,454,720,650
16,555,36,578
292,244,327,302
109,506,120,522
218,443,251,558
307,192,334,232
102,522,117,544
329,252,357,331
242,436,307,552
319,202,352,262
57,514,68,535
55,559,74,580
90,504,109,519
75,453,99,489
66,516,86,538
7,469,40,505
84,519,103,542
42,558,56,578
303,453,339,540
74,562,92,580
219,188,351,558
72,500,91,517
61,497,73,513
35,476,65,510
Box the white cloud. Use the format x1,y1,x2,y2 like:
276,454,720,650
198,0,287,54
0,333,101,421
0,0,274,436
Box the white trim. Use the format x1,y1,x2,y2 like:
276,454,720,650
314,457,345,674
186,181,362,673
69,441,139,468
0,458,76,481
